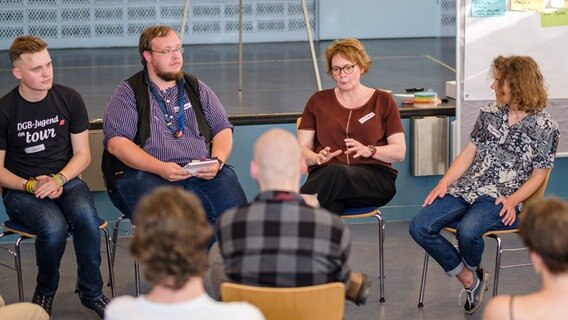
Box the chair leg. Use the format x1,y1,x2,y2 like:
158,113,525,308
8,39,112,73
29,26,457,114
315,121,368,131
107,215,124,288
14,236,27,302
110,215,125,270
134,260,141,296
374,209,385,302
101,226,117,298
417,251,429,307
488,234,503,297
110,215,141,296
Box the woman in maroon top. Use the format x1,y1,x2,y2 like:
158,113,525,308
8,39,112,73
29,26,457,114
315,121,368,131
298,38,406,214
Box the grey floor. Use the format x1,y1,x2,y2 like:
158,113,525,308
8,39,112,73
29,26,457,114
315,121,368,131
0,221,540,320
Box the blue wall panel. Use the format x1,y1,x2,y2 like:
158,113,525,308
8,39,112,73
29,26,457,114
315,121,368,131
1,120,567,227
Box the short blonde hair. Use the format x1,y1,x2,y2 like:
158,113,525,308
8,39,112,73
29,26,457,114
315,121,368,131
324,38,372,75
9,35,48,65
130,186,212,290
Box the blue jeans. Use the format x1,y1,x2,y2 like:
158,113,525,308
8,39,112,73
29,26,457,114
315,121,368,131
108,165,247,224
409,195,511,276
2,178,104,300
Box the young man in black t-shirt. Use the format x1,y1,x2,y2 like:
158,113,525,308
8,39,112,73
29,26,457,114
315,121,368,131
0,35,109,318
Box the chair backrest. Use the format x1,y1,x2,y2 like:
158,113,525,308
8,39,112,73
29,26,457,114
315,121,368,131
520,168,551,215
221,282,345,320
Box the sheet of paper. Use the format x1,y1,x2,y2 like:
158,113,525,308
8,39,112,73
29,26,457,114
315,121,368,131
472,0,506,16
511,0,545,13
541,8,568,27
550,0,567,8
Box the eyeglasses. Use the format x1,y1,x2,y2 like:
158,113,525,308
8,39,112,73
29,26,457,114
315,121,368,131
330,64,356,75
148,47,185,55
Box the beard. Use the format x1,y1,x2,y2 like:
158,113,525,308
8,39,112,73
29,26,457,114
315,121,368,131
156,69,183,82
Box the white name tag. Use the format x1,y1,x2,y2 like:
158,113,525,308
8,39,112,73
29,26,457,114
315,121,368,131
487,124,501,138
358,112,375,124
25,144,46,154
173,103,192,113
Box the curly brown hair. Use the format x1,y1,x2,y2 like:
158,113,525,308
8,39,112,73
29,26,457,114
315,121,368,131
324,38,372,75
130,186,213,290
9,35,48,64
490,55,548,113
520,197,568,274
138,25,177,66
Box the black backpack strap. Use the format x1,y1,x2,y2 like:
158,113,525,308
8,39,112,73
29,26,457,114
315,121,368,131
127,70,150,146
183,74,213,153
101,71,148,190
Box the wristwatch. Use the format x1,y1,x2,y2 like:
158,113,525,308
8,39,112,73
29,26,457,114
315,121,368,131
368,145,377,158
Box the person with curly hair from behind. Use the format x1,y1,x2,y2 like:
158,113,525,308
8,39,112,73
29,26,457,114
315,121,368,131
104,186,264,320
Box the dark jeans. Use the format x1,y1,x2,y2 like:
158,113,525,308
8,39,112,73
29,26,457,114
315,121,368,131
2,178,104,300
409,195,512,276
300,163,397,214
107,165,247,224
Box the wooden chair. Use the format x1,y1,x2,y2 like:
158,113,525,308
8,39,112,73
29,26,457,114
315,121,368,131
296,117,387,302
417,169,551,307
0,217,116,301
221,282,345,320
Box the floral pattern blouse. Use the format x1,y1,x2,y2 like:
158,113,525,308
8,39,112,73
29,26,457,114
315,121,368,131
448,103,559,211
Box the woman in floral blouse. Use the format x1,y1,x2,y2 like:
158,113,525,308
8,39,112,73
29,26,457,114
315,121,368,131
409,55,559,314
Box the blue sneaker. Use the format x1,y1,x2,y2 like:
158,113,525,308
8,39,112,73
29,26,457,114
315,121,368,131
459,268,488,314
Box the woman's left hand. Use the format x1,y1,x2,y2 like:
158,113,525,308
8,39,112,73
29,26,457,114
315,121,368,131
344,138,372,158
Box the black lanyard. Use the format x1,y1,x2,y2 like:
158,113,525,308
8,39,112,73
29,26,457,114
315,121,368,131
145,72,186,138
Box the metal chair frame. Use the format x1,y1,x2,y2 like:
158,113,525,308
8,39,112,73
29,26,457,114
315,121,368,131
0,218,116,302
417,169,551,307
341,207,386,302
109,214,141,296
417,227,526,307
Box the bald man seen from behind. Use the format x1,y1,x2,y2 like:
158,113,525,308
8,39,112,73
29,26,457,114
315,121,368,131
206,128,371,305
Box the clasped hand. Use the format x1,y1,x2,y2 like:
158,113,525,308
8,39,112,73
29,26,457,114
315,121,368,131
33,175,63,199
